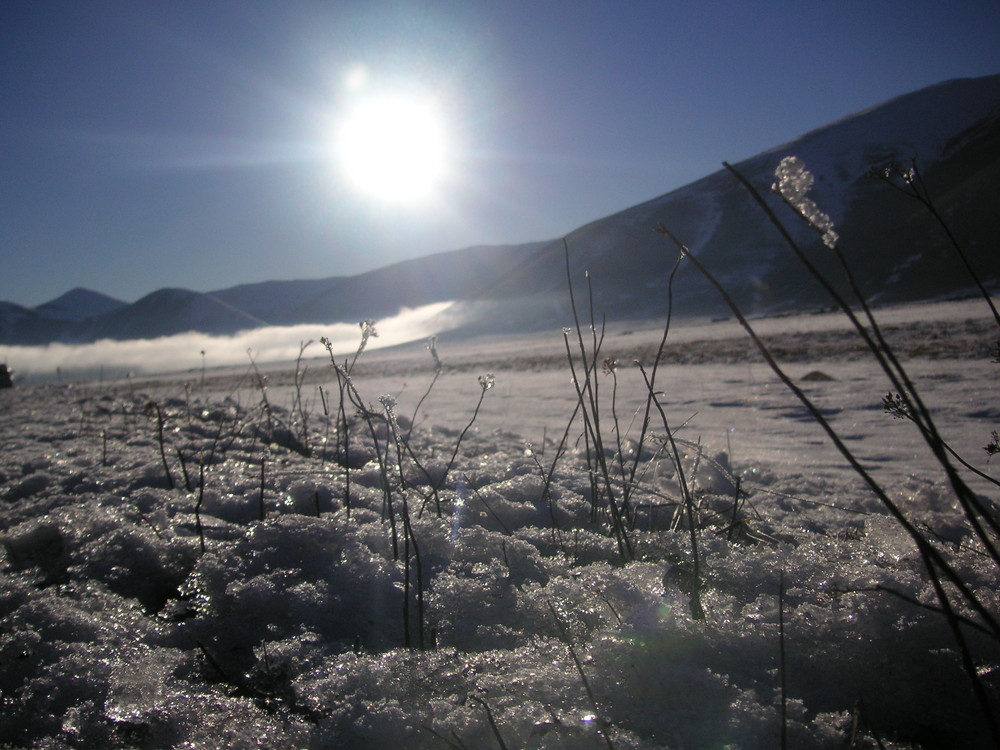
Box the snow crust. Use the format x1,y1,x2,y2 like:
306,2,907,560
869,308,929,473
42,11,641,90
2,299,999,748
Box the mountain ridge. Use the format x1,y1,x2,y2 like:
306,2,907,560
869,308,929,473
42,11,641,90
3,73,999,345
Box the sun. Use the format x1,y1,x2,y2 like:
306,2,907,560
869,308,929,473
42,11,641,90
335,93,449,203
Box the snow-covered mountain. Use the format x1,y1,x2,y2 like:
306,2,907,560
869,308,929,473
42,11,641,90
440,73,1000,334
2,73,998,345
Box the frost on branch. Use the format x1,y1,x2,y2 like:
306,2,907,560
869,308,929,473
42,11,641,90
772,156,839,249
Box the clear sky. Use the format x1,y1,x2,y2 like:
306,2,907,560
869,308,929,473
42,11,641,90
3,1,999,307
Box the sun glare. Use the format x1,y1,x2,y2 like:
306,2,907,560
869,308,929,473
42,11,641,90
335,93,449,203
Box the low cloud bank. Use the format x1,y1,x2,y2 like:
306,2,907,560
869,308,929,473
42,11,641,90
2,302,455,383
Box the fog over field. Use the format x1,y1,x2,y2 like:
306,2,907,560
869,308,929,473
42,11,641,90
0,302,455,384
2,297,999,748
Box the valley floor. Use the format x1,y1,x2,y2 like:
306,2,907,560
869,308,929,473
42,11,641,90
1,297,998,748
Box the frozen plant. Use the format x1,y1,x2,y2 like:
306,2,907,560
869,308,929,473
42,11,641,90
659,157,1000,742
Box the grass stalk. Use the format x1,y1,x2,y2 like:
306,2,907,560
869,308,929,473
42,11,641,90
469,695,510,750
259,452,267,522
196,457,206,553
547,598,616,750
175,447,192,492
323,344,399,557
147,401,175,491
778,569,788,750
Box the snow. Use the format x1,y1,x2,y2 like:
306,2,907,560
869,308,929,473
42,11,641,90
2,298,999,748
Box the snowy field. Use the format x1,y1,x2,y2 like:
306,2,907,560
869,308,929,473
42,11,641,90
2,298,999,748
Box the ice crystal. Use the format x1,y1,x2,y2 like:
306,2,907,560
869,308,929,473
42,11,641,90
425,335,442,371
772,156,839,249
357,319,379,354
379,394,399,433
870,161,916,185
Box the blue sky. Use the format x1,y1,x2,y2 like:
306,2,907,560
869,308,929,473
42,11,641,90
3,0,999,307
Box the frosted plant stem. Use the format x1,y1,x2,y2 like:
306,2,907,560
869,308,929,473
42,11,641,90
318,385,330,468
336,376,351,518
628,253,683,508
175,447,192,492
637,362,705,620
432,374,494,497
292,340,312,456
384,397,426,649
333,360,398,559
563,331,631,558
323,328,378,517
563,240,633,560
407,336,443,443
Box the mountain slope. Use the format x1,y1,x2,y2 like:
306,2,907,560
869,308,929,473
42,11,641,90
437,74,1000,335
286,242,551,325
207,277,347,326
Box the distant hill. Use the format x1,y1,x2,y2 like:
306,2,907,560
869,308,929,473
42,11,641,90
2,73,998,345
78,288,269,341
34,288,126,322
0,289,126,345
207,277,347,326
